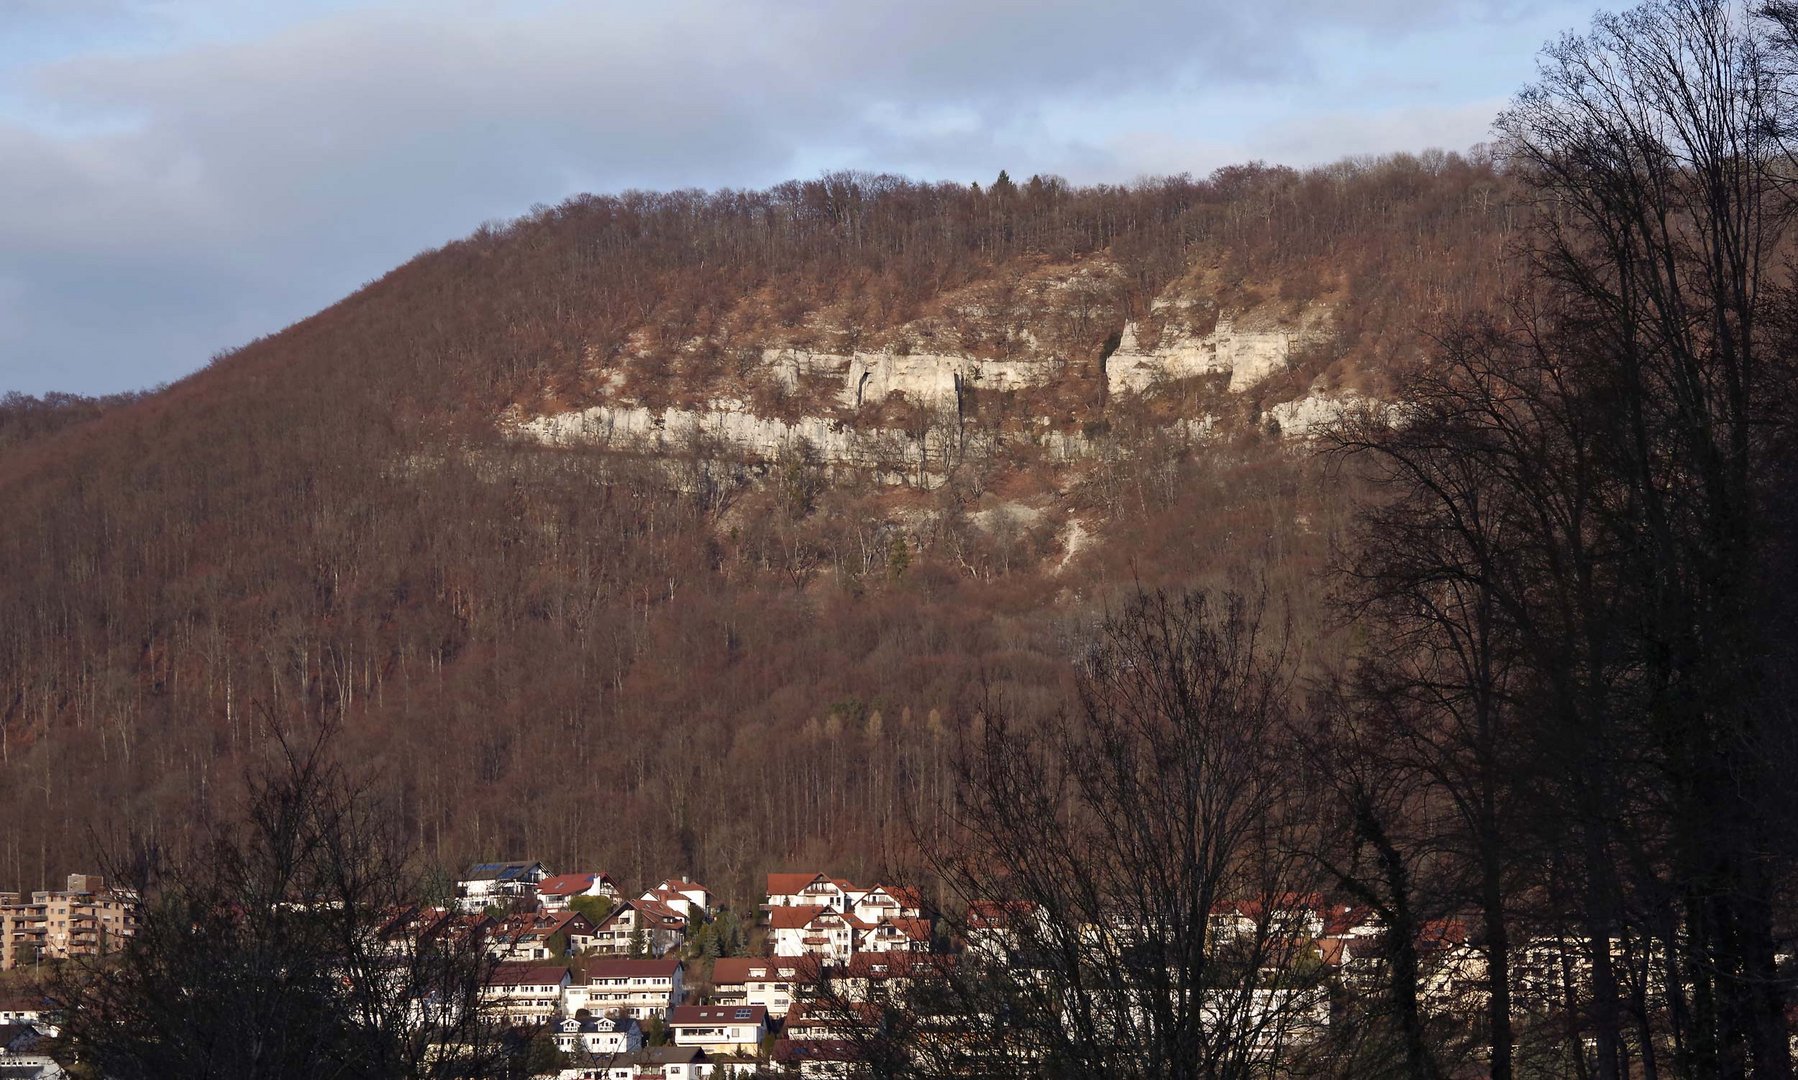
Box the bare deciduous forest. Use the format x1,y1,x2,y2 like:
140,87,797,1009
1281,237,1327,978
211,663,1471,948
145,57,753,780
7,0,1798,1075
0,151,1514,897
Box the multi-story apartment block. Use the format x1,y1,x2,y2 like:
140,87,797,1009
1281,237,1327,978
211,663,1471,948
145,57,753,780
0,874,137,970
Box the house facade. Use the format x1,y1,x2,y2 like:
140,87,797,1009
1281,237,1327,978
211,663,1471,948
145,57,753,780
0,874,136,971
536,873,621,912
708,957,812,1019
481,962,569,1023
456,861,548,914
669,1005,770,1053
552,1014,644,1056
768,905,860,963
566,957,685,1020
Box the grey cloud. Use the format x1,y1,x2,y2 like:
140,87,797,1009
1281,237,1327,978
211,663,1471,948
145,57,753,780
1,0,1576,394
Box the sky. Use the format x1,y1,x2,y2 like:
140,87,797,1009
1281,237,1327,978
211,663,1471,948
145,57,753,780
1,0,1628,397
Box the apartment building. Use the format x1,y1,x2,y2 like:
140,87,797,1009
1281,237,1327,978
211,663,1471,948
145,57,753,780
0,874,137,970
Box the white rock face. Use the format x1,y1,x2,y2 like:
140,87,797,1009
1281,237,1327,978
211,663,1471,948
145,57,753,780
517,400,911,471
1265,391,1376,438
755,347,1052,409
1105,310,1329,396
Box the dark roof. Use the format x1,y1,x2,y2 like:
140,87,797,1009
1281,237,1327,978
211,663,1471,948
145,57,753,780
599,1046,706,1066
671,1004,768,1025
463,861,542,882
0,1024,44,1052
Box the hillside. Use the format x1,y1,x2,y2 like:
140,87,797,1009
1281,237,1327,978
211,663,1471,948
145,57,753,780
0,153,1517,903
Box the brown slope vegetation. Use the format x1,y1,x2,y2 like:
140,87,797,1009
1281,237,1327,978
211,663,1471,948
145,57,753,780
0,152,1513,904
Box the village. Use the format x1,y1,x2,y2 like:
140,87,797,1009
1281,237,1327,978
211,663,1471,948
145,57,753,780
0,862,1636,1079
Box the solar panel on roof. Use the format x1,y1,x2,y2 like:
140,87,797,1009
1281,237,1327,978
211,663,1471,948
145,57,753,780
734,1008,751,1020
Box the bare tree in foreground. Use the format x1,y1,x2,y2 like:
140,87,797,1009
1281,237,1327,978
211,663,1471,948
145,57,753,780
52,720,507,1080
855,589,1329,1079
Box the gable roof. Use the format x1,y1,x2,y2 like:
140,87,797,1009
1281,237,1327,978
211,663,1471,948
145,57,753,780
767,904,832,930
766,872,834,896
536,873,600,897
867,915,931,941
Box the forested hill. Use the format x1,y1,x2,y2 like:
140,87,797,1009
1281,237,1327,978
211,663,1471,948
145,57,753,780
0,154,1515,902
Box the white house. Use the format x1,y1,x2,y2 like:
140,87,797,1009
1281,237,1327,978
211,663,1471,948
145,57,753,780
765,873,853,913
847,884,922,925
964,900,1042,965
858,915,931,953
593,897,688,957
488,911,598,962
552,1014,643,1056
708,957,812,1019
537,873,622,912
829,951,952,1006
457,861,549,914
669,1005,770,1053
1207,895,1328,947
566,957,685,1020
482,962,570,1023
640,879,712,919
768,905,859,963
563,1045,761,1079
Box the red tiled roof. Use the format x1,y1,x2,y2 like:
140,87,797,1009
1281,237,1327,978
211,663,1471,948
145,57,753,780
581,957,682,981
876,884,924,910
766,872,830,896
879,916,931,941
767,904,831,930
535,873,597,897
966,900,1037,929
487,962,568,987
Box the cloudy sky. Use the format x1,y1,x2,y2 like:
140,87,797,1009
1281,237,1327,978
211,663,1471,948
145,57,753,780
2,0,1624,396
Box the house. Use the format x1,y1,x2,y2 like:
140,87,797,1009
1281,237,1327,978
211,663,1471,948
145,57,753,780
566,957,684,1020
708,957,811,1019
457,861,549,914
829,951,952,1005
568,1044,759,1079
765,873,853,913
0,1022,50,1055
640,879,712,919
0,874,137,970
488,911,597,961
964,900,1040,964
669,1004,770,1053
847,885,922,925
783,1001,882,1042
0,998,48,1027
1207,894,1328,946
592,897,688,956
768,905,860,963
858,915,930,953
537,873,621,913
552,1012,643,1056
775,1038,868,1079
481,962,570,1023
